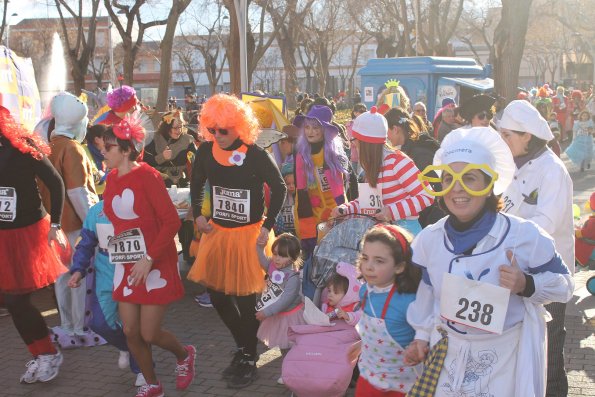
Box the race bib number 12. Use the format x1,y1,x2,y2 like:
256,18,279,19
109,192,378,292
0,187,17,222
440,272,510,334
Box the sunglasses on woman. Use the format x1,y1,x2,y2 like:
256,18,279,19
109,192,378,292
207,127,229,136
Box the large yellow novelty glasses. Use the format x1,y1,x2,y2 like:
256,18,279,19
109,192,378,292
418,164,499,197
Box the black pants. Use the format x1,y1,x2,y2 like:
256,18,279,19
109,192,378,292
545,302,568,397
207,289,259,358
3,293,50,345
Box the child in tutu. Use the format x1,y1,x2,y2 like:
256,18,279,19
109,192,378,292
321,262,362,326
256,233,305,381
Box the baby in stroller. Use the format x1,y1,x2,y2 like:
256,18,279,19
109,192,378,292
321,262,362,326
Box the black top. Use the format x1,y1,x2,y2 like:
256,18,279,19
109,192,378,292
0,136,64,229
143,135,196,188
191,140,286,230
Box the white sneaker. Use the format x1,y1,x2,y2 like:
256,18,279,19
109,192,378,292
118,351,130,370
20,359,39,384
135,372,147,387
277,376,284,385
36,351,63,382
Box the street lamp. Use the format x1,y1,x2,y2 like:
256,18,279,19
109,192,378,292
233,0,248,92
5,12,18,48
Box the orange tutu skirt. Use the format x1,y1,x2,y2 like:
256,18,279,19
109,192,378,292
0,216,69,294
187,220,273,296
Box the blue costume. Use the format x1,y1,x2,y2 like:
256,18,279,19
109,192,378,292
70,201,139,373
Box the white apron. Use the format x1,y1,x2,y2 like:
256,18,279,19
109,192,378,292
431,323,521,397
358,285,418,393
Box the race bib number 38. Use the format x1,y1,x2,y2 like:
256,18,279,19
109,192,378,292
440,272,510,334
0,187,17,222
255,279,284,311
108,228,147,264
213,186,250,224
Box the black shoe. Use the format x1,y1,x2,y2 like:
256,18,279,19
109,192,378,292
221,349,244,380
227,354,257,389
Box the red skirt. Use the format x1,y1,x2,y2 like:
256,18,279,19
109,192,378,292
0,216,69,294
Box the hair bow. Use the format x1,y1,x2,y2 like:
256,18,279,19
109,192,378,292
113,114,146,146
162,110,185,125
397,117,409,125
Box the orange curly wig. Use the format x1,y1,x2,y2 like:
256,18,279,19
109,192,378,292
0,106,50,160
199,94,260,145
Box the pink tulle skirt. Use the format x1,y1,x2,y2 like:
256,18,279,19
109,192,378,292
0,216,69,294
257,303,306,350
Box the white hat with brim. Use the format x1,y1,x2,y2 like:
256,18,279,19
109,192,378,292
499,100,554,141
434,127,515,195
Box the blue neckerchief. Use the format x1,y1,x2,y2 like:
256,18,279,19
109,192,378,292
445,210,497,255
88,143,105,171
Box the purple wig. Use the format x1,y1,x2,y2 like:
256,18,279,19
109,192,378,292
296,118,347,187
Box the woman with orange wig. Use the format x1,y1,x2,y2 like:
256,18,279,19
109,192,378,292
188,94,286,389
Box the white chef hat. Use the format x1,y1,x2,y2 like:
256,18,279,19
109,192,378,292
499,100,554,141
434,127,515,195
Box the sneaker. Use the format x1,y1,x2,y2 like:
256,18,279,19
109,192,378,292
20,359,39,384
0,308,9,317
36,351,63,382
227,354,257,389
222,348,244,380
135,372,147,387
175,345,196,390
277,376,284,385
194,292,213,308
135,382,164,397
119,351,130,370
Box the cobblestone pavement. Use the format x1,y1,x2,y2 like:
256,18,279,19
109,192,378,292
0,165,592,397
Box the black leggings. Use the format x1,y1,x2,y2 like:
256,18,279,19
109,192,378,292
3,293,50,345
207,289,259,358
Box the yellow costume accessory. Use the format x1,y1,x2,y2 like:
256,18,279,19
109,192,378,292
418,163,498,197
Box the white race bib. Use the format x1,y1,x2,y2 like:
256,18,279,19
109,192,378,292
0,187,17,222
440,272,510,334
358,183,382,215
255,278,284,311
280,204,295,233
96,223,115,250
108,228,147,264
316,167,331,192
213,186,250,224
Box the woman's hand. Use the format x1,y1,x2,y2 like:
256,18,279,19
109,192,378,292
403,339,429,366
256,227,270,246
196,215,213,234
68,272,83,288
374,207,392,222
347,340,362,365
130,256,153,286
330,206,344,218
163,146,173,160
499,250,526,294
48,226,67,248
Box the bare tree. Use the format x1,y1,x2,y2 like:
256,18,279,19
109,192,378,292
493,0,533,101
247,1,282,86
89,53,110,87
155,0,192,113
417,0,465,56
456,2,500,66
103,0,168,85
0,0,9,45
54,0,101,95
174,40,200,94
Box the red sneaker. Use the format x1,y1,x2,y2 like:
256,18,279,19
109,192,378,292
175,345,196,390
135,382,164,397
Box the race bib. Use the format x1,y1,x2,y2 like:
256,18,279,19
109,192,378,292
440,272,510,334
316,167,331,192
0,187,17,222
96,223,115,250
280,204,295,233
255,279,284,311
358,183,382,215
213,186,250,224
108,228,147,264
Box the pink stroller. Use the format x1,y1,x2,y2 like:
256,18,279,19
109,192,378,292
282,320,359,397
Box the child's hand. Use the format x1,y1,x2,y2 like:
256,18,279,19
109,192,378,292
255,311,267,321
336,308,349,321
404,339,429,366
347,340,362,365
68,272,83,288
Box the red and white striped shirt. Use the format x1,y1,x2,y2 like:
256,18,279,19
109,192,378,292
343,149,434,220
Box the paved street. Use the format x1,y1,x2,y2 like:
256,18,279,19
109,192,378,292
0,166,592,397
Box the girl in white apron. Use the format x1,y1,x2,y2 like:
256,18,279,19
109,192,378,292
404,127,574,397
355,224,421,397
331,106,433,236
